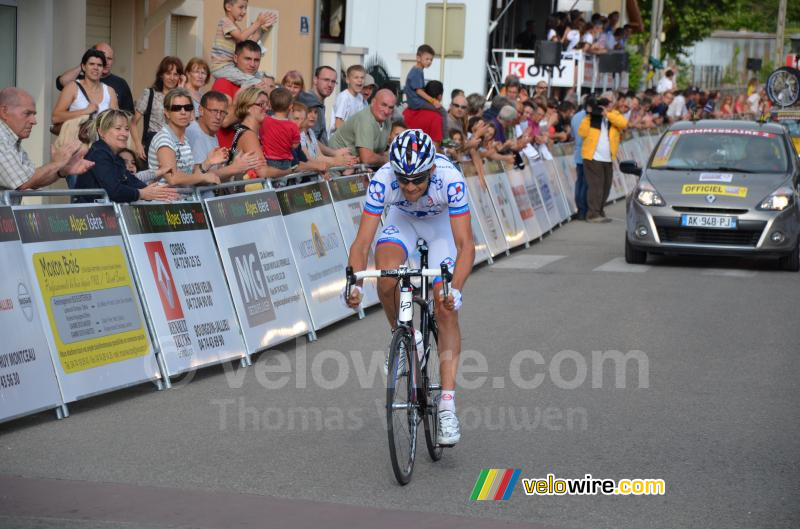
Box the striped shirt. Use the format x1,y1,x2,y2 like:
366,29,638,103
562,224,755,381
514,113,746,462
0,120,35,190
148,125,194,176
210,17,262,71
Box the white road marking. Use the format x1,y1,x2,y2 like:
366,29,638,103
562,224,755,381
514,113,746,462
594,257,651,273
699,268,758,278
491,254,566,270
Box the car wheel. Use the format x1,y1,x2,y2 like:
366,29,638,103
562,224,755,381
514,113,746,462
779,239,799,272
625,236,647,264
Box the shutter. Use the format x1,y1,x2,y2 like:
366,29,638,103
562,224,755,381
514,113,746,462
85,0,111,47
169,15,178,56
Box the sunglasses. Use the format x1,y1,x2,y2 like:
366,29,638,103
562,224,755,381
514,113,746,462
452,103,467,110
395,171,430,185
168,104,194,112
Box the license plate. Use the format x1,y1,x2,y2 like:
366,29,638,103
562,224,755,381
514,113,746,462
680,214,737,229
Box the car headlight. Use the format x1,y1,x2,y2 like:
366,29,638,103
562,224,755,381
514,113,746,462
757,186,795,211
635,182,666,207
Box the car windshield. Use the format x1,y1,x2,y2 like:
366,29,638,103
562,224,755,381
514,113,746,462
650,129,788,173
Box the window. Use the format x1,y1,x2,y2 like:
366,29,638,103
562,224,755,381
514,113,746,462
86,0,110,47
424,3,465,58
321,0,346,43
169,14,198,60
0,4,15,88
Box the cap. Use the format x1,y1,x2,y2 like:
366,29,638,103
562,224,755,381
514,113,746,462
363,74,376,87
296,91,324,110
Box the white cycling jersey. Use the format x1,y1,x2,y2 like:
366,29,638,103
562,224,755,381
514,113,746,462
363,154,470,219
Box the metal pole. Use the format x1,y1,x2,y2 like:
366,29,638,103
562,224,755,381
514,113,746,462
650,0,663,87
439,0,447,82
776,0,787,68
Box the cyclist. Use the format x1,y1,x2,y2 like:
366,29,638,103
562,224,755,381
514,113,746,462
345,129,475,446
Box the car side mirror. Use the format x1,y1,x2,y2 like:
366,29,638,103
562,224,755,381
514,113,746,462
620,160,642,177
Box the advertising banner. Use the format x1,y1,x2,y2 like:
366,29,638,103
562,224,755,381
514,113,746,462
502,53,582,88
119,202,247,376
204,190,313,354
277,182,351,330
506,165,543,242
460,162,508,258
0,207,63,423
551,144,579,214
483,161,528,249
326,174,382,305
544,159,572,222
13,205,158,403
527,158,560,226
618,141,640,192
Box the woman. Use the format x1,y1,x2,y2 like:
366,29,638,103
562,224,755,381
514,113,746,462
74,109,178,203
281,70,305,98
229,86,281,181
182,57,210,117
719,95,734,118
133,56,184,160
733,94,747,116
52,49,118,128
148,88,225,186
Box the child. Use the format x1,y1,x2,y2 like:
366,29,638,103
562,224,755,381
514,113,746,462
333,65,367,130
281,70,305,98
210,0,277,87
118,147,172,184
259,87,300,170
404,44,448,139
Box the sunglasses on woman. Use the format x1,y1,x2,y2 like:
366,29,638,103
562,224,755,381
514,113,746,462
168,103,194,112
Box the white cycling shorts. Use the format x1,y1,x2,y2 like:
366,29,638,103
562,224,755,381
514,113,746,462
375,209,456,284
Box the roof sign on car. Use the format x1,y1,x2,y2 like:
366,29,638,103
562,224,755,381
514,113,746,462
675,128,776,138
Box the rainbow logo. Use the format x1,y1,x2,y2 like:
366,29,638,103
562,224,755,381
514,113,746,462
470,469,522,500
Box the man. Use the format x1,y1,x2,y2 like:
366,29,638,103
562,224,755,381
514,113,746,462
214,40,272,148
362,73,377,103
570,98,588,220
185,91,261,181
403,80,445,145
578,97,627,222
0,88,93,191
56,42,134,113
656,69,674,95
345,129,475,446
329,89,396,166
503,76,522,102
446,93,468,136
667,89,688,122
309,65,337,145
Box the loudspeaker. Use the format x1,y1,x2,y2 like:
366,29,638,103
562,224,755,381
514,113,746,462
535,41,562,67
746,58,762,71
598,51,628,74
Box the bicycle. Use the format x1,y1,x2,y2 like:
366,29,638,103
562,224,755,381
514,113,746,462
345,238,452,485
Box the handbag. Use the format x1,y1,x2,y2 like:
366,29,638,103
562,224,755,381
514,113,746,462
141,88,157,159
50,81,93,135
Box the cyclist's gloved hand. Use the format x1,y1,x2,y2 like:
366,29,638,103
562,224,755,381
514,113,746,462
341,285,363,310
439,287,462,311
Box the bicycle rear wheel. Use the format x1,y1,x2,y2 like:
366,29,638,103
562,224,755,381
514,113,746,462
386,327,418,485
422,318,443,461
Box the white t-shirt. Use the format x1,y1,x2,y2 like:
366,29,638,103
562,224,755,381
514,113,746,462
185,121,219,168
565,29,581,51
747,93,760,114
582,33,594,45
333,90,367,125
656,77,674,94
547,29,557,41
593,120,612,162
667,95,687,120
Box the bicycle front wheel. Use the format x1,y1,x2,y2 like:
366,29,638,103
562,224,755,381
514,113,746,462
422,320,443,461
386,327,418,485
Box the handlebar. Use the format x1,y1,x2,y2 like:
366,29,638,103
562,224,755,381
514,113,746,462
345,266,454,301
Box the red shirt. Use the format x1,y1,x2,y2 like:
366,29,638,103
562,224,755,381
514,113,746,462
259,115,300,161
212,78,239,148
402,108,443,143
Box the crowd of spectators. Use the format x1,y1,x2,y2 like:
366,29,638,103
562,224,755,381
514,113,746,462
0,1,781,210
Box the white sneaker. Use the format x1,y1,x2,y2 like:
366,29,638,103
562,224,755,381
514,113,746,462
436,410,461,446
383,330,423,376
